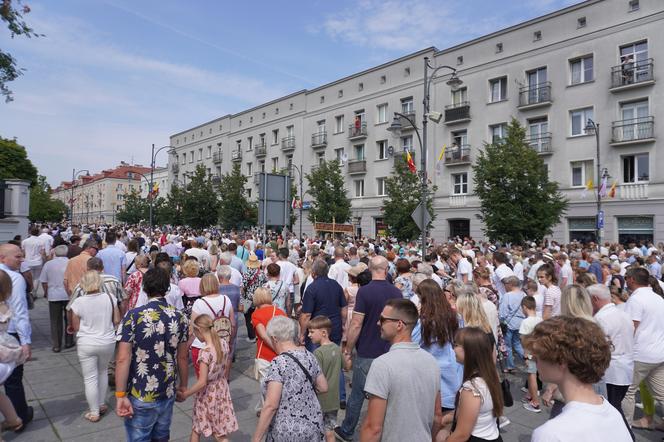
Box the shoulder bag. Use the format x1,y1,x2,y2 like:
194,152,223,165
282,351,316,391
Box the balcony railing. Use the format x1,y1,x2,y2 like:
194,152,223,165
611,117,654,144
212,151,223,164
348,122,368,140
449,195,468,207
525,132,553,154
611,58,654,89
444,102,470,123
253,173,262,186
311,132,327,148
444,145,471,164
281,136,296,151
171,163,179,174
231,150,242,161
518,82,552,108
347,159,367,174
400,111,417,130
255,145,267,157
619,183,649,200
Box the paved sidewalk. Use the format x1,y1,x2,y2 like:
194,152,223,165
5,298,662,441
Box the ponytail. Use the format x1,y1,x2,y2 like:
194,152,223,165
193,315,224,363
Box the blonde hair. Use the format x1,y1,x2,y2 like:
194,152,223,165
561,284,594,320
0,270,12,302
456,291,492,334
79,270,102,294
199,273,220,296
182,260,200,278
209,241,219,256
252,287,272,307
193,314,223,364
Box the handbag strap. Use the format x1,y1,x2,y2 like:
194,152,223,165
504,295,522,325
282,351,315,389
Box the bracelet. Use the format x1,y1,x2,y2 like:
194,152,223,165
115,391,127,398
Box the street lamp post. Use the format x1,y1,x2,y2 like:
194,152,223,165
387,57,462,257
70,169,90,224
148,144,172,236
290,165,304,240
584,119,604,247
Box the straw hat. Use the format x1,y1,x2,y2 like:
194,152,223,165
346,262,368,277
246,253,260,269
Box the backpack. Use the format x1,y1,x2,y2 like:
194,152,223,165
201,297,233,343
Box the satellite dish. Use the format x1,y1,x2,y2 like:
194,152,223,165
387,145,394,157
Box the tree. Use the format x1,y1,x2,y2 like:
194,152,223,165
0,136,37,185
305,160,351,224
29,175,67,222
116,190,148,224
155,186,184,226
182,164,220,228
382,159,437,241
1,1,41,102
218,163,254,229
472,118,567,243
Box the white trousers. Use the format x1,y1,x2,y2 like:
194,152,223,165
77,344,115,415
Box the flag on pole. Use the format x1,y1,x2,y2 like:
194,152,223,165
599,176,608,198
436,145,447,176
437,145,446,162
405,150,416,173
581,179,594,199
608,181,617,198
151,182,159,198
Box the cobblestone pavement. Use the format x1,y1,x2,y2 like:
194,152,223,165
5,298,662,441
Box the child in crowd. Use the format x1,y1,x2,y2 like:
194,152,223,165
519,296,542,413
524,278,543,318
178,314,238,442
308,315,342,442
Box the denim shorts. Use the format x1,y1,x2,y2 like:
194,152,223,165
526,357,538,374
125,396,175,442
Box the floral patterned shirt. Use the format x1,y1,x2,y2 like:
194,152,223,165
118,297,188,402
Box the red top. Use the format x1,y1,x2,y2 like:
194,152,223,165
251,305,287,362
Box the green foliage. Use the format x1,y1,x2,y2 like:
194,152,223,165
116,190,148,224
472,118,567,243
0,136,37,185
182,165,220,228
305,160,351,224
218,163,254,229
155,187,184,226
28,175,67,222
1,1,41,102
383,159,436,241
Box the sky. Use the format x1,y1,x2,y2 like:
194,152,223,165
0,0,579,187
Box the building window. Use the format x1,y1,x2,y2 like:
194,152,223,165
247,188,252,199
286,125,294,138
452,130,468,148
238,120,242,128
404,67,410,77
316,152,325,165
380,75,386,84
354,144,365,160
189,150,194,163
198,148,203,161
577,16,586,28
317,120,326,134
206,146,212,158
275,107,279,115
259,161,265,172
377,140,388,160
358,82,364,91
335,148,345,163
272,129,279,145
570,107,594,136
452,87,467,105
181,153,186,165
401,97,414,114
262,112,266,119
289,103,293,110
259,133,266,146
489,77,507,102
248,136,253,151
623,153,649,182
354,179,364,197
628,0,639,12
247,162,252,176
489,123,507,143
377,103,388,124
533,30,542,41
236,140,242,151
456,56,463,65
618,216,653,244
570,55,593,84
335,115,344,133
452,173,468,195
338,89,343,98
401,135,413,152
570,160,594,187
320,95,325,104
377,177,386,196
271,157,278,172
496,42,503,53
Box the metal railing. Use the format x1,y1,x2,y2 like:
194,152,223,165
611,117,654,143
347,159,367,174
348,122,368,139
212,151,223,163
444,145,471,164
311,132,327,147
255,146,267,157
281,136,296,151
525,132,553,153
231,150,242,161
444,102,470,123
518,82,552,107
611,58,654,88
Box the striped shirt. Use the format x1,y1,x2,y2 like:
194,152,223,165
66,273,126,311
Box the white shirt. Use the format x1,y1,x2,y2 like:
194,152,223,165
492,263,514,296
481,299,499,342
532,399,632,442
528,260,545,280
463,378,499,440
38,232,53,255
21,236,44,267
229,267,242,287
135,284,184,311
456,258,473,282
184,248,210,269
328,259,351,289
512,261,524,281
624,286,664,364
594,303,634,386
40,256,69,302
113,241,127,253
276,259,298,293
70,292,117,346
190,295,232,349
560,261,574,287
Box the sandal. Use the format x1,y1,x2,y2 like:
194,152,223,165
84,412,100,423
1,418,23,432
99,405,109,416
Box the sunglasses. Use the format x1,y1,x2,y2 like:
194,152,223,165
378,315,414,326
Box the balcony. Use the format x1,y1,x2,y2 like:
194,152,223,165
619,183,648,200
449,195,468,207
518,82,552,109
213,151,223,164
348,122,368,140
255,144,267,157
525,132,553,155
211,174,221,184
231,150,242,161
444,102,470,124
311,132,327,149
253,173,262,186
281,136,296,152
171,163,179,174
347,159,367,175
445,145,471,165
610,59,654,91
399,111,417,131
610,117,655,146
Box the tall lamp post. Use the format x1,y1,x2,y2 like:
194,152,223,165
148,144,173,236
290,164,305,240
584,119,605,247
387,57,462,257
69,169,90,224
127,170,153,226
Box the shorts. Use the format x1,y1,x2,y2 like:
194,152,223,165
323,410,337,431
526,357,537,374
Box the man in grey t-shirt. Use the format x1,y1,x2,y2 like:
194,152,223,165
360,298,441,442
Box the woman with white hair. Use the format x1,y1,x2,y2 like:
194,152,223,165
218,265,241,361
252,316,327,442
40,244,72,352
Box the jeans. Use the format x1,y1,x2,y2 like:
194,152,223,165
4,333,28,421
504,328,524,369
339,356,373,438
78,344,115,414
49,300,74,349
621,360,664,425
125,396,175,442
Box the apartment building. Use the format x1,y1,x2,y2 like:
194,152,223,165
169,0,663,243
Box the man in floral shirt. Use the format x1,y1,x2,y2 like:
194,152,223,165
115,268,189,442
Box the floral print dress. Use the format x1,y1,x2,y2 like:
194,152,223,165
192,342,238,437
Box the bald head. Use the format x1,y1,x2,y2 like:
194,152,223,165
0,244,23,271
369,255,388,280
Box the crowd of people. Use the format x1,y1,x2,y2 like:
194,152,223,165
0,223,662,441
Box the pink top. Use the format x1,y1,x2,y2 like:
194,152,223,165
178,277,202,297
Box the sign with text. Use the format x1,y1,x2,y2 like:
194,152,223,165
314,222,354,233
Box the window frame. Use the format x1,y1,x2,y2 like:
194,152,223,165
569,107,594,137
354,179,365,198
377,140,388,160
377,103,388,124
451,172,468,195
623,153,649,183
376,177,386,196
489,77,507,102
569,55,594,85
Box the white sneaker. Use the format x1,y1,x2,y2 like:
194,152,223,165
498,416,511,428
520,386,528,393
523,402,542,413
245,337,256,343
635,402,643,409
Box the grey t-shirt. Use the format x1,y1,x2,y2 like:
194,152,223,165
364,341,440,442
